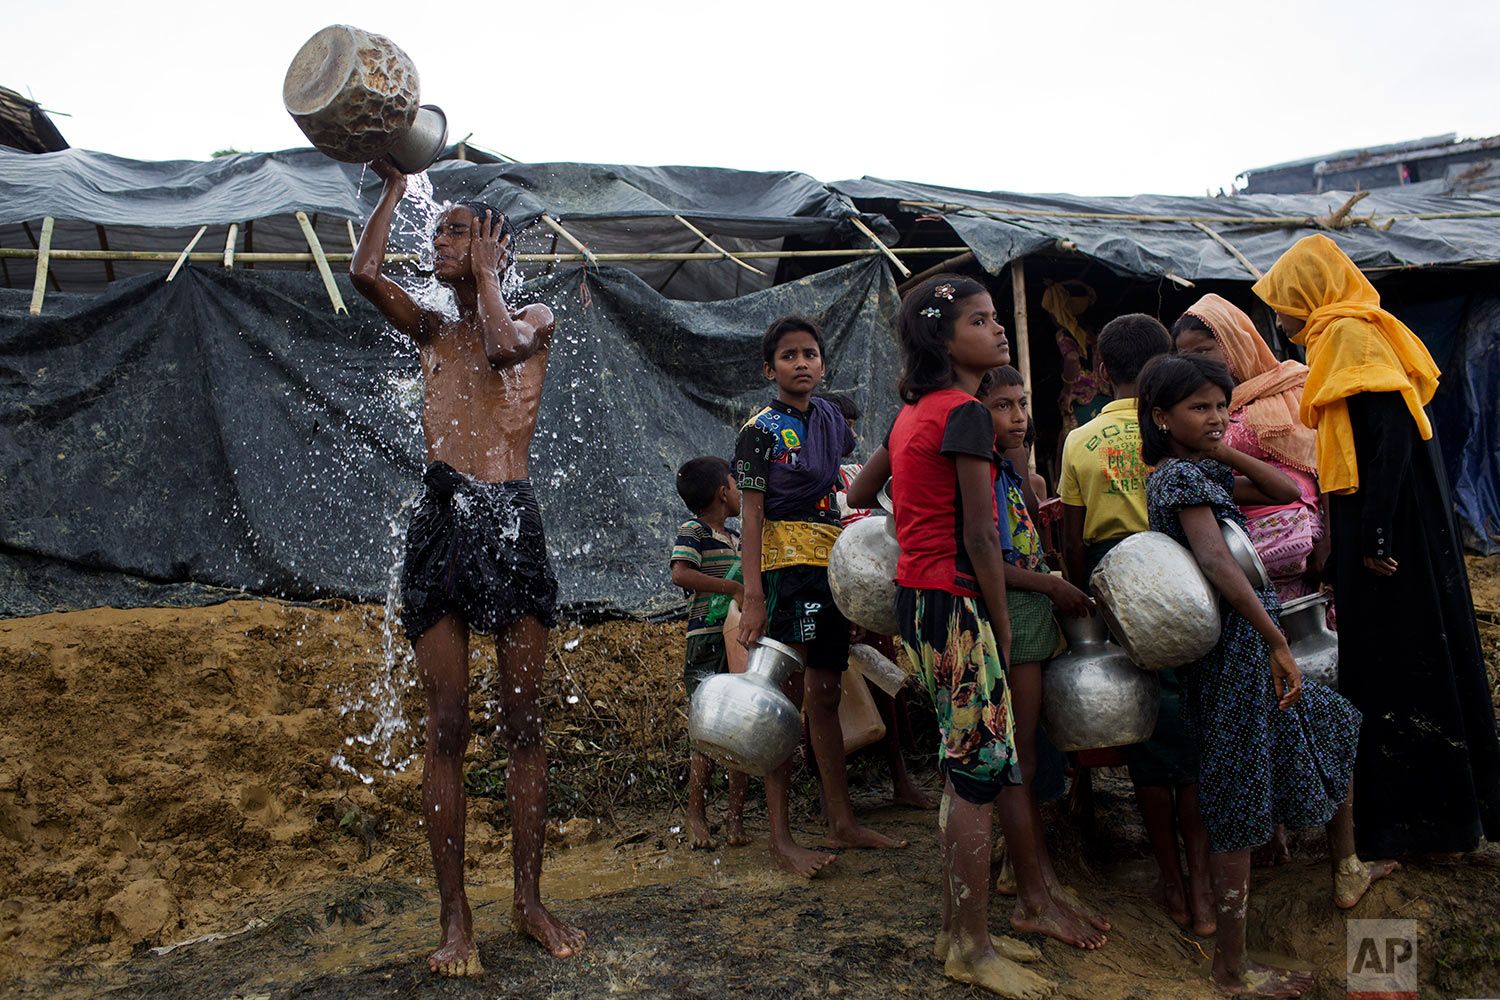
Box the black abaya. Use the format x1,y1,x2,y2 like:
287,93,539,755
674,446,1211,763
1331,391,1500,857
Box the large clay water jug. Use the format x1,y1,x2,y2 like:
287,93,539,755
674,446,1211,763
689,638,803,776
1280,591,1338,688
1041,615,1160,751
1091,531,1220,670
827,514,900,635
283,25,423,163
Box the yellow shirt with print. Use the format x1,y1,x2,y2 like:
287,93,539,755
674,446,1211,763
1057,397,1150,545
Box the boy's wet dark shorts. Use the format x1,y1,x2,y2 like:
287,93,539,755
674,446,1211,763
683,632,728,699
401,462,559,642
763,564,850,671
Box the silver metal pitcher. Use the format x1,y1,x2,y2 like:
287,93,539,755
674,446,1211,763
688,637,804,776
827,513,900,635
1280,591,1338,688
1041,614,1160,751
1092,531,1220,670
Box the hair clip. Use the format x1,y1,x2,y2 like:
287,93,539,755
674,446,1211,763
934,283,956,301
920,306,942,319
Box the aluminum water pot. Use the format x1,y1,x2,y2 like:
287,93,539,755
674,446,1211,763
284,25,430,164
827,513,900,635
1280,591,1338,688
1092,531,1220,671
1041,615,1160,751
689,638,804,776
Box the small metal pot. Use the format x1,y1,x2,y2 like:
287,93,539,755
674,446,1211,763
386,104,449,174
689,637,804,776
1220,519,1271,590
1280,591,1338,688
827,513,900,635
1041,615,1160,751
1092,531,1220,670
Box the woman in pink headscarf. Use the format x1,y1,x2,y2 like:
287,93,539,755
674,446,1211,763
1172,295,1327,604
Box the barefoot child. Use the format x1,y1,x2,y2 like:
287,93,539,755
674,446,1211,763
669,456,749,849
350,160,584,973
735,315,907,878
1137,354,1398,997
882,275,1054,997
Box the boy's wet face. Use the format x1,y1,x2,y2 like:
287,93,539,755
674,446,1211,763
985,383,1029,449
432,207,478,282
765,330,824,396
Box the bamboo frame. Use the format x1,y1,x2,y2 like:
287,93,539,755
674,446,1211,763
0,246,973,265
95,225,116,282
1009,258,1037,476
223,223,238,269
901,197,1500,227
29,216,54,315
166,226,208,282
898,250,976,294
346,220,358,251
540,214,598,269
848,216,911,277
295,211,346,314
22,221,60,291
671,215,766,276
1191,222,1263,279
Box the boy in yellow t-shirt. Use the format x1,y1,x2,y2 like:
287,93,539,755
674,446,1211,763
1057,314,1172,587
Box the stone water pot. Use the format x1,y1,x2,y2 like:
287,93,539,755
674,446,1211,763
1041,614,1160,751
1280,591,1338,688
688,638,804,776
1091,531,1220,671
284,25,439,167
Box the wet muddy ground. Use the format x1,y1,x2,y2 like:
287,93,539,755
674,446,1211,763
2,556,1499,998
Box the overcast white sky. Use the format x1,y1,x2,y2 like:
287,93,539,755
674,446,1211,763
11,0,1500,196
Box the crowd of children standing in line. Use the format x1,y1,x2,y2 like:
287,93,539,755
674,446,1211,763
668,234,1500,998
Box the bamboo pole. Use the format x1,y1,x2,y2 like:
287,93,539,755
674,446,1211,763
1163,271,1195,288
848,216,912,277
165,226,208,282
96,225,116,282
29,217,54,315
671,215,767,276
1009,258,1037,476
898,250,976,294
540,214,599,268
22,221,60,291
295,211,346,314
0,245,975,265
346,220,359,251
1191,222,1263,279
224,223,238,269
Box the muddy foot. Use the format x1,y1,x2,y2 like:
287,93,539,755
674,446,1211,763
511,901,585,957
771,842,838,878
994,853,1017,896
893,783,936,809
1153,883,1192,931
687,813,716,849
934,929,1041,964
1211,957,1314,997
1189,878,1217,936
1333,856,1400,909
945,947,1056,998
1011,896,1107,949
823,823,908,850
428,941,483,977
1252,825,1292,868
1052,883,1111,933
726,829,753,847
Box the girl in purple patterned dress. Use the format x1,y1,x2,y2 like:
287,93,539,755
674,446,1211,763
1137,355,1397,998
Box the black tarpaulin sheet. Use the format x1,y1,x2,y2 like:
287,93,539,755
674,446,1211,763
833,176,1500,281
0,257,899,617
1432,297,1500,553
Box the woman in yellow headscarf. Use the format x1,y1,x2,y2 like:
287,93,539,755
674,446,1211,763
1254,234,1500,859
1172,294,1326,605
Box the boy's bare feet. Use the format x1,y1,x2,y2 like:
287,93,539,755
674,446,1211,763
934,929,1041,963
995,852,1017,896
687,812,716,849
1011,895,1107,949
1211,957,1314,997
429,901,482,976
512,900,585,957
1333,856,1400,909
726,830,753,847
945,936,1056,998
823,822,908,849
770,840,838,878
1050,883,1110,933
1154,882,1193,931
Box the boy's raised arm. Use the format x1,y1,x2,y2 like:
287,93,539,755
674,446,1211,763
350,159,427,340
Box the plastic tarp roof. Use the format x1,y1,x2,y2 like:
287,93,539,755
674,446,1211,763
832,176,1500,281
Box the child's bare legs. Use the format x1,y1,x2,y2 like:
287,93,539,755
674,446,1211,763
766,668,836,877
1325,783,1398,908
800,659,906,850
873,687,933,808
943,784,1056,998
496,617,585,957
1136,784,1190,928
1209,849,1312,997
687,751,717,848
1002,661,1107,946
415,615,481,977
726,768,749,844
935,781,1042,966
1177,784,1216,935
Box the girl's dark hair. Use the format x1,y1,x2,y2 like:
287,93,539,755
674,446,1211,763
1170,311,1214,346
762,315,827,367
896,273,990,403
1136,355,1237,465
